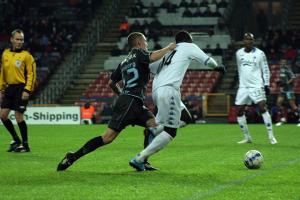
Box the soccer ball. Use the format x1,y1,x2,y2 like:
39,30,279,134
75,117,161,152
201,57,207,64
244,150,263,169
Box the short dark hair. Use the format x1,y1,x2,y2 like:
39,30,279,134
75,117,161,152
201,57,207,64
244,32,254,40
127,32,144,48
175,30,193,43
11,29,24,37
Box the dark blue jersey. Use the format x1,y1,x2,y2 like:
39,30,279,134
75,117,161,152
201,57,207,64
279,66,296,91
110,48,151,101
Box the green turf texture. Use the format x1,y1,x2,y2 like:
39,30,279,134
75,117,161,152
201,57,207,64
0,124,299,200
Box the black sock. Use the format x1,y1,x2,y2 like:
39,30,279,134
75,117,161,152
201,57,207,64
73,136,104,160
143,130,149,149
18,121,28,143
1,118,21,143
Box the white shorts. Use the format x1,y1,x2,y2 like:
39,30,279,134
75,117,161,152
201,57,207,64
235,87,266,105
153,86,182,128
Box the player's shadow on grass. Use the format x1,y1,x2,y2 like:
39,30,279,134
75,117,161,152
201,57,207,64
1,170,219,187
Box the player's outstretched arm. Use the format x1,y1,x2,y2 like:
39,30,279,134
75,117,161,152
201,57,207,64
150,43,176,62
205,57,226,74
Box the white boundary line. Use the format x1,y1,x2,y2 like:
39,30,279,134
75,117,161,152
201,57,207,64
185,157,300,200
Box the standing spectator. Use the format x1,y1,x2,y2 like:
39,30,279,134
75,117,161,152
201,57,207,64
119,18,130,37
213,43,224,56
204,44,213,54
0,29,36,152
130,20,142,33
80,102,95,125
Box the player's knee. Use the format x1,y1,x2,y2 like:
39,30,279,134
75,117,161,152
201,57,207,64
236,106,245,116
236,110,244,116
257,104,266,113
164,127,177,138
258,106,267,113
102,129,118,144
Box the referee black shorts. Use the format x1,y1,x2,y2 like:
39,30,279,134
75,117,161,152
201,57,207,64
108,95,154,132
1,84,28,113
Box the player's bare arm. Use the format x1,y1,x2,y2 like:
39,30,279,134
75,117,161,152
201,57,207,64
150,42,176,62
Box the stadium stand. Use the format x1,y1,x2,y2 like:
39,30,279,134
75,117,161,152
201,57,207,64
0,0,101,98
3,0,297,123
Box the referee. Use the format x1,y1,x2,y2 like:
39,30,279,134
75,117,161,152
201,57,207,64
0,29,36,152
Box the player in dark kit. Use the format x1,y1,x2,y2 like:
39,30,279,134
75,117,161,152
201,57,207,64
57,32,176,171
275,59,300,126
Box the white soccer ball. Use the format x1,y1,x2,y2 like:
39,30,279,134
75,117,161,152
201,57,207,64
244,150,263,169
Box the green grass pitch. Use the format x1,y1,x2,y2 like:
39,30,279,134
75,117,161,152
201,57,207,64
0,124,299,200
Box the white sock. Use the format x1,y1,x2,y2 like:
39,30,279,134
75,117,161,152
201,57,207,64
179,120,187,128
148,124,164,136
261,111,274,139
237,115,251,140
136,131,173,162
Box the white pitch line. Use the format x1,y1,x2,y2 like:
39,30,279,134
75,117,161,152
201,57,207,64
185,157,300,200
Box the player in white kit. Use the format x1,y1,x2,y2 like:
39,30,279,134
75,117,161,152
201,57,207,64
235,33,277,144
129,31,224,171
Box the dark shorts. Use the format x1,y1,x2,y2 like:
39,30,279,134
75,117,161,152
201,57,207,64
1,84,28,113
108,95,154,132
280,90,295,100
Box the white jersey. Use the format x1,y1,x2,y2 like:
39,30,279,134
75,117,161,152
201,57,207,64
236,47,270,88
150,42,218,91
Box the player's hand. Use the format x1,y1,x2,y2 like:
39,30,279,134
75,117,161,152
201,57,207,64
215,64,226,75
166,42,176,50
264,85,270,95
22,91,30,100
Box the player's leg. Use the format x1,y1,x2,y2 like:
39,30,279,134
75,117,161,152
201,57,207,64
286,92,300,126
236,105,252,143
257,100,277,144
14,111,31,152
0,108,22,151
235,88,252,143
179,102,193,127
133,105,159,170
131,125,176,171
57,128,120,171
13,86,31,152
144,102,192,148
275,95,285,126
130,86,181,170
57,95,134,171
